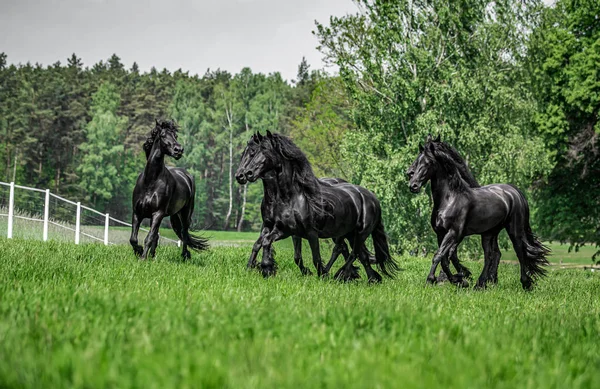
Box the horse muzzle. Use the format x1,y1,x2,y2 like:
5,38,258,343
409,183,421,193
236,174,247,185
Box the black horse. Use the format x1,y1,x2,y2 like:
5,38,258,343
236,131,398,282
130,119,208,259
407,137,549,289
244,173,354,276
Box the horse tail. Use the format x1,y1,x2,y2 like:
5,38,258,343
514,187,550,279
187,231,210,252
521,224,550,279
372,219,400,278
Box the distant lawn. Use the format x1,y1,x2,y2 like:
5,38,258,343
501,242,598,266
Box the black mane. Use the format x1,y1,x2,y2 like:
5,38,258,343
427,140,480,190
143,119,179,158
268,133,331,219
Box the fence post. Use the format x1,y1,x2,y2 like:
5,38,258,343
43,189,50,241
75,202,81,244
178,240,181,248
104,213,109,245
7,182,14,239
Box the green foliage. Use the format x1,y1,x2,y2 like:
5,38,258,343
315,0,552,256
78,82,127,207
528,0,600,259
290,77,354,178
1,238,599,388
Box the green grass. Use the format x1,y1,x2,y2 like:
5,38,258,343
1,238,599,388
502,242,598,265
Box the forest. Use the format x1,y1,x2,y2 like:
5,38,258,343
0,0,598,258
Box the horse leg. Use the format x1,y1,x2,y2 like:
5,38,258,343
358,245,382,283
487,236,501,284
307,234,327,277
129,213,143,257
260,227,287,278
323,238,349,274
506,224,533,290
451,252,472,279
430,230,466,287
476,234,496,289
292,236,312,276
141,211,165,259
171,213,190,260
248,226,269,270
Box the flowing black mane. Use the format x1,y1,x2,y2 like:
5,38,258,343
427,141,479,192
268,134,331,219
143,119,179,158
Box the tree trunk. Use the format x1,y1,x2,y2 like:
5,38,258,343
12,148,18,182
237,184,248,231
223,105,234,231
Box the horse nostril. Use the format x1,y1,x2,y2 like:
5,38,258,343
245,170,253,178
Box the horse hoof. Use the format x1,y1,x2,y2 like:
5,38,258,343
458,279,470,288
182,251,191,260
368,273,382,284
300,268,313,276
261,265,277,278
426,275,437,284
474,281,487,290
334,269,360,282
521,279,533,291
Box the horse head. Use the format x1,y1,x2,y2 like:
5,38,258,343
149,119,183,160
236,130,276,184
407,141,437,193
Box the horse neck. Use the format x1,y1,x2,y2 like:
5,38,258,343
143,138,166,184
261,172,281,203
430,163,468,206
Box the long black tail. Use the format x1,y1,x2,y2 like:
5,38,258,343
187,231,209,252
372,219,399,278
514,187,550,279
522,226,550,279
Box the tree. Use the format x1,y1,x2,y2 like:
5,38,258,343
290,76,354,178
528,0,600,259
78,82,127,208
315,0,552,255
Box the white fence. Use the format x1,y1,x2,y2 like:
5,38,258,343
0,181,180,247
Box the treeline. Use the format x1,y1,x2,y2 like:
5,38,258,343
1,0,598,257
0,53,343,230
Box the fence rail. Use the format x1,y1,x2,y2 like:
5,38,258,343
0,181,180,247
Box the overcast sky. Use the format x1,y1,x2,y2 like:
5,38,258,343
0,0,359,81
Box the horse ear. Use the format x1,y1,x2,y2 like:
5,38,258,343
429,142,435,152
266,130,273,138
435,134,441,142
257,132,264,141
252,133,258,142
427,133,433,142
155,118,160,126
419,144,424,152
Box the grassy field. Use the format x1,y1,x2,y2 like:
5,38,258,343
0,237,599,389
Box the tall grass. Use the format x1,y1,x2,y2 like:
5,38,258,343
0,238,598,388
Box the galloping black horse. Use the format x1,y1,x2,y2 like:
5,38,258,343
130,119,208,259
407,136,550,290
236,131,398,282
245,173,355,276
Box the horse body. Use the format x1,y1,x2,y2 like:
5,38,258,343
236,131,398,282
130,120,207,260
408,138,549,290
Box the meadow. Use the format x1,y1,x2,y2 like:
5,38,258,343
1,234,599,389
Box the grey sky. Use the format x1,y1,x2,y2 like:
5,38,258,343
0,0,358,81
